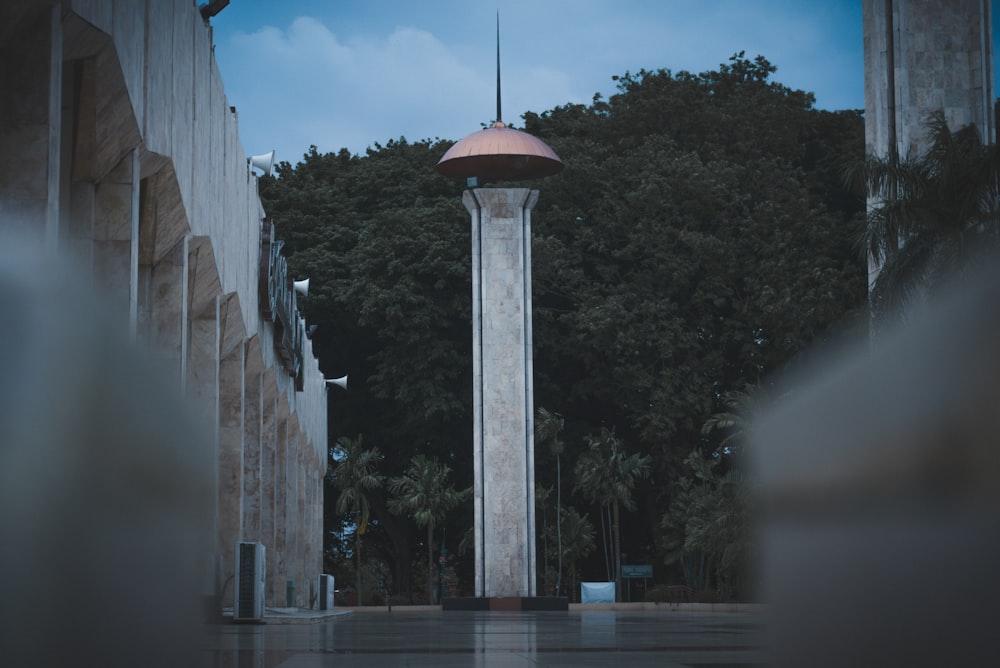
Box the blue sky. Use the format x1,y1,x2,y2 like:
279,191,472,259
210,1,867,163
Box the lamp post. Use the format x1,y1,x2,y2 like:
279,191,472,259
439,528,447,603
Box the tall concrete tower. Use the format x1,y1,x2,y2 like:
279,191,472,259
864,0,994,159
863,0,994,291
435,34,564,606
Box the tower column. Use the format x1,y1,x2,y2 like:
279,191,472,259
465,187,538,599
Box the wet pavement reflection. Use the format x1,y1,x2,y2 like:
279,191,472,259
203,609,766,667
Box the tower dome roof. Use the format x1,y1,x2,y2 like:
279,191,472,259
436,120,563,182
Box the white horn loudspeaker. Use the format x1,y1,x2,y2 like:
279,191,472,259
249,150,275,176
325,375,348,390
293,278,309,296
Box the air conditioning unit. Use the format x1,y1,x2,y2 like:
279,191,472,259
318,574,335,610
234,542,266,622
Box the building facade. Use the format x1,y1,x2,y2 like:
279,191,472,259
0,0,328,611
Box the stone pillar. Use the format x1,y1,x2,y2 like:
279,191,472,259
143,235,187,385
304,467,316,607
297,435,308,606
135,165,191,387
217,337,245,608
464,187,538,599
306,447,325,606
272,402,289,605
63,56,98,273
260,373,279,605
242,354,263,542
0,7,56,247
187,282,219,600
285,417,301,605
46,6,62,251
316,467,326,580
93,149,140,332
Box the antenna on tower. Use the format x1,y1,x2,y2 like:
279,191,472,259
496,11,502,125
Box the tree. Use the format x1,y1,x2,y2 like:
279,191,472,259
534,483,553,593
388,455,470,604
857,112,1000,325
661,450,752,600
535,406,565,595
701,383,769,457
555,506,595,602
328,435,383,605
527,57,865,480
574,428,651,601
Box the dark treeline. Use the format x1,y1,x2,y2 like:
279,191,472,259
259,53,867,602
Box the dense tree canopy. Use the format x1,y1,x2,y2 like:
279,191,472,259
260,53,866,600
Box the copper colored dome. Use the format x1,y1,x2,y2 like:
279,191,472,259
436,121,564,182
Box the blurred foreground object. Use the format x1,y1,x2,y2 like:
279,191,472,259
753,258,1000,667
0,246,214,667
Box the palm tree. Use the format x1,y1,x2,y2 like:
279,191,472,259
684,467,751,600
556,506,595,602
328,435,383,605
573,428,651,601
857,112,1000,326
662,449,751,600
535,406,565,595
701,383,767,457
387,455,470,604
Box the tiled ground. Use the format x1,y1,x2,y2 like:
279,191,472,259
203,609,767,667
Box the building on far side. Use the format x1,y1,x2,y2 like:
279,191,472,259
0,0,330,632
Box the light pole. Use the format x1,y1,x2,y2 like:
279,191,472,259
439,528,447,603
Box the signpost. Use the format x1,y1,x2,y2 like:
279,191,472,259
621,565,653,579
621,565,653,602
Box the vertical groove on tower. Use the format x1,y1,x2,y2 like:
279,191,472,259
885,0,897,157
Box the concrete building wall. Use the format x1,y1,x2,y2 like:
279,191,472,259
0,0,328,610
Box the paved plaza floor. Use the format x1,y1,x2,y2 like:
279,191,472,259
203,608,767,667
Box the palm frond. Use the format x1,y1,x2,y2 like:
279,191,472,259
330,434,384,534
861,112,1000,326
387,454,469,529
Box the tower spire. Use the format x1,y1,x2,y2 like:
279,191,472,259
496,11,502,124
435,10,563,182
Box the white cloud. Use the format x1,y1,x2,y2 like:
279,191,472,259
215,4,865,163
221,17,511,160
